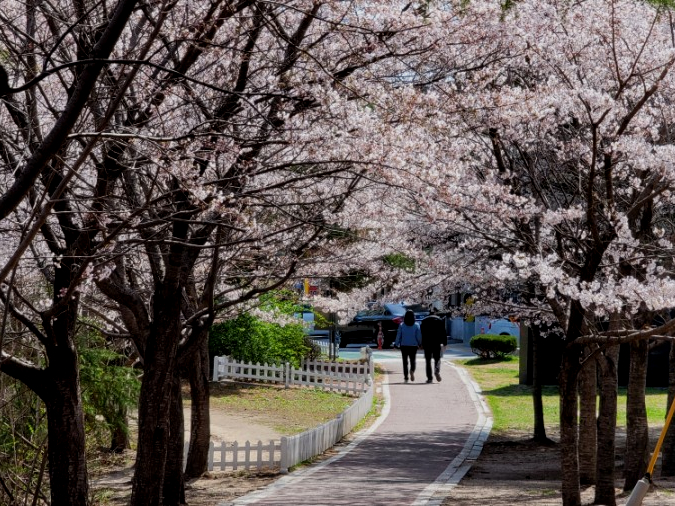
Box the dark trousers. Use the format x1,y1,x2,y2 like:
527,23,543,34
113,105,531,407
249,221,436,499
400,346,418,380
424,346,441,381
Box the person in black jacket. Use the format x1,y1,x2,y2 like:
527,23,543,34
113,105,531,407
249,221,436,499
420,307,448,383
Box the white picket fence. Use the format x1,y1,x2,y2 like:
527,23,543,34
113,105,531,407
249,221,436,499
185,374,374,472
212,353,373,396
279,378,373,472
184,440,281,472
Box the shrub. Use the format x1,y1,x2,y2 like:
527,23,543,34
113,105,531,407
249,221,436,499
303,335,322,361
209,312,309,367
470,334,518,359
78,325,140,452
0,379,48,503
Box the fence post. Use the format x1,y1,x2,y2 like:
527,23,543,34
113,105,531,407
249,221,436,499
268,440,275,468
225,355,232,379
280,436,289,474
212,356,220,381
244,440,251,470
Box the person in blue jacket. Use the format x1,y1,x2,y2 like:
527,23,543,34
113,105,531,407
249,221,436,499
395,309,422,382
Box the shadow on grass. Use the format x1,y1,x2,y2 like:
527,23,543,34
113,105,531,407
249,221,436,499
182,379,291,401
460,357,560,397
461,356,518,367
481,384,560,397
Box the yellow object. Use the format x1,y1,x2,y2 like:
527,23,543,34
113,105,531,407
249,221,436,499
647,394,675,475
626,393,675,506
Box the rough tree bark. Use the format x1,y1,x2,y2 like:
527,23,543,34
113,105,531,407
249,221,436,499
560,347,582,506
623,340,649,490
130,286,182,506
43,343,89,506
531,324,550,443
578,347,597,485
163,371,186,506
184,336,211,479
595,345,619,506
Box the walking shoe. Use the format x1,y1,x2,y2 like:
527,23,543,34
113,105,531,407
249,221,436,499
410,371,415,382
404,377,409,383
426,379,432,383
435,372,442,382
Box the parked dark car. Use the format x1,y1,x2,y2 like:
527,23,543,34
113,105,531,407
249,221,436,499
339,303,430,348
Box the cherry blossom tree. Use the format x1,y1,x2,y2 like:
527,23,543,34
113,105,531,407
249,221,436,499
0,0,486,504
386,1,675,505
7,1,675,506
78,1,490,501
0,0,146,504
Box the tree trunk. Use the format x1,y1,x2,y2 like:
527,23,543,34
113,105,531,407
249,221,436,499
162,371,186,506
130,287,182,506
578,348,597,485
594,345,619,506
184,336,211,479
44,346,89,506
662,341,675,476
623,340,649,490
531,324,549,442
560,347,582,506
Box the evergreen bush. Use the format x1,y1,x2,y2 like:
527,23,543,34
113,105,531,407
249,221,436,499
469,334,518,359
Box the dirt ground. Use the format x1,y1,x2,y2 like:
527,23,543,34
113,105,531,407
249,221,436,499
442,429,675,506
91,403,286,505
90,404,360,506
92,458,281,505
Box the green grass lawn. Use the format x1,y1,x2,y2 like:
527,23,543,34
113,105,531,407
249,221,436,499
458,356,669,435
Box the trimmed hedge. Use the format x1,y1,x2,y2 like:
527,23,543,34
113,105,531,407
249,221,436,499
470,334,518,359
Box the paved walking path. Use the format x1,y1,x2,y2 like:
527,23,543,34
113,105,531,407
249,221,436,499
220,345,492,506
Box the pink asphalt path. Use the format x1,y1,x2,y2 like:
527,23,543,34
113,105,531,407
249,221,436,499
223,351,490,506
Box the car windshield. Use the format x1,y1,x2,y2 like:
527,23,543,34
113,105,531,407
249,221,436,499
384,304,406,316
405,304,428,314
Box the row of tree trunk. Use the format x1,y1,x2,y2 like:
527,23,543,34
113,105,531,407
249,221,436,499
531,325,672,506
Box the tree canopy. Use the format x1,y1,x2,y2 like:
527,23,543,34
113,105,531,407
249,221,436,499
3,0,675,505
